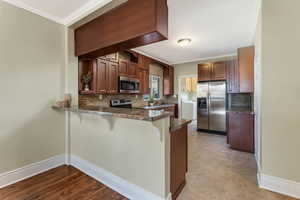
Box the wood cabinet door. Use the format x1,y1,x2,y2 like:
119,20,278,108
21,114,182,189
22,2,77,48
106,53,119,63
212,61,226,80
107,62,119,94
198,64,211,81
228,112,254,153
138,55,151,70
128,62,137,77
169,66,174,95
118,59,128,76
171,126,188,199
138,69,150,95
238,46,254,93
226,60,239,93
96,59,107,94
164,66,171,95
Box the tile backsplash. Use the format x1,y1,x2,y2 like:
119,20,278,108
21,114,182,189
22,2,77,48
79,94,178,108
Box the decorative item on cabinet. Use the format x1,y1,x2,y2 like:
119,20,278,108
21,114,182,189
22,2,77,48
79,59,97,95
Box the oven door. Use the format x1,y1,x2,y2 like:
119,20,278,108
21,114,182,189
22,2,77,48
119,77,140,93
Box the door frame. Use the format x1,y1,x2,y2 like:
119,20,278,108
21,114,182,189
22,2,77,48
177,74,198,120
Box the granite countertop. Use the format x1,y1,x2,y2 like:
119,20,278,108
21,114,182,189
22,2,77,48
52,105,172,121
170,119,192,132
227,109,255,115
135,104,175,110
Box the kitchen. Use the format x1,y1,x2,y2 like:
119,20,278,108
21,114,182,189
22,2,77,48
1,0,300,200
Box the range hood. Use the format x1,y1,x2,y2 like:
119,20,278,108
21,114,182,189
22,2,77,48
75,0,168,59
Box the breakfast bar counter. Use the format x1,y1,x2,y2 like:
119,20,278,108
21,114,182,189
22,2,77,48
52,105,172,121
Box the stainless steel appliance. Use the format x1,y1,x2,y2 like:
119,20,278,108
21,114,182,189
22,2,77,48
119,76,140,94
197,81,226,133
110,99,133,108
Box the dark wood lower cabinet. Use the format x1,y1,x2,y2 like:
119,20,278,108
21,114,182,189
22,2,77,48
171,126,188,200
228,112,254,153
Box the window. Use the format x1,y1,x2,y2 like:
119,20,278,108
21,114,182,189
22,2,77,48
150,75,161,100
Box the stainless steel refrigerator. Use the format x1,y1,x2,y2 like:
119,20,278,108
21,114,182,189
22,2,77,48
197,81,226,133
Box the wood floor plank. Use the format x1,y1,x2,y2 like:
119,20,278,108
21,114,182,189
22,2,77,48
0,166,128,200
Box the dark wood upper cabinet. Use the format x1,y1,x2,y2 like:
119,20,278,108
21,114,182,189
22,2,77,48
164,66,174,96
128,62,137,77
238,46,254,93
226,60,239,93
106,53,119,63
138,68,150,95
138,55,151,70
212,62,226,80
118,59,129,76
198,64,211,82
228,111,254,153
75,0,168,58
106,62,118,94
96,59,108,94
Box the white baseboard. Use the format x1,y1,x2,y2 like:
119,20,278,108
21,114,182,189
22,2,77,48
0,154,66,188
70,155,168,200
259,174,300,199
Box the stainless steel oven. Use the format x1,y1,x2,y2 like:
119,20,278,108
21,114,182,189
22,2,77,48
119,76,140,94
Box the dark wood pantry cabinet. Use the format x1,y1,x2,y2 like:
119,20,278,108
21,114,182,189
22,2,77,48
227,111,254,153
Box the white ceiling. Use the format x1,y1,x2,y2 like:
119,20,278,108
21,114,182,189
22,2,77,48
1,0,113,25
135,0,260,64
2,0,260,64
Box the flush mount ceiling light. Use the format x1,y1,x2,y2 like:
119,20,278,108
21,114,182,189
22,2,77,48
177,38,192,46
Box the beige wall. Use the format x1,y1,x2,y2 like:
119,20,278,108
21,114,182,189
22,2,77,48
0,1,65,174
174,56,236,94
261,0,300,182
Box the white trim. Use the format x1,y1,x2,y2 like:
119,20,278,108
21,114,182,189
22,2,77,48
70,155,168,200
0,154,66,188
259,174,300,199
172,53,237,65
0,0,113,25
63,0,113,26
1,0,63,24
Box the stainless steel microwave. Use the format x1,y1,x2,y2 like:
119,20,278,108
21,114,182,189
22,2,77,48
119,76,140,94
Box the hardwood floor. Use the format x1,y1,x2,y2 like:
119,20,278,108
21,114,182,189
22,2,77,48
0,165,128,200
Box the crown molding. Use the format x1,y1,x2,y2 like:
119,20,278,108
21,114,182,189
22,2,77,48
1,0,63,24
1,0,113,26
172,53,237,65
63,0,113,26
132,49,172,66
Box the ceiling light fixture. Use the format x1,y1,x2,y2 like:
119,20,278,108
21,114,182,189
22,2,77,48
177,38,192,46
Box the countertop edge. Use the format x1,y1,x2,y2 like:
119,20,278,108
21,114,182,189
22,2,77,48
52,106,172,122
